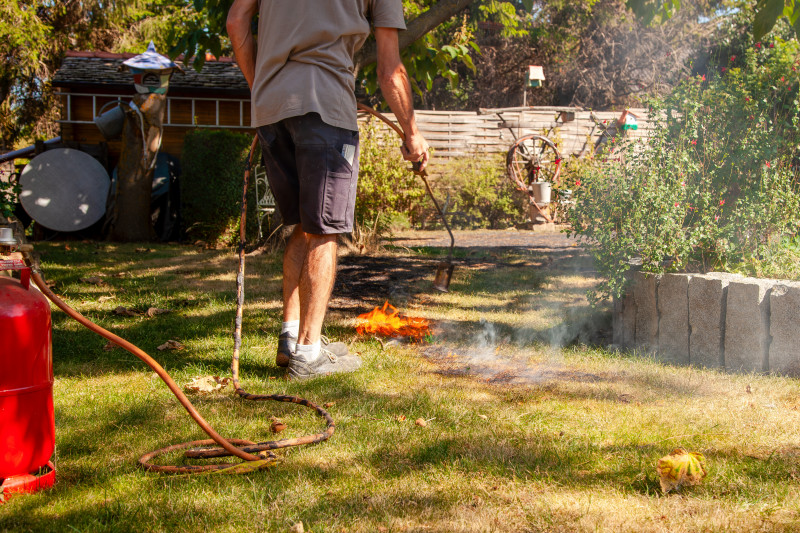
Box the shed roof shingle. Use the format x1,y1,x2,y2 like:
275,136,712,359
53,51,249,97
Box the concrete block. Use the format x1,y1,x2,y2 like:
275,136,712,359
688,273,736,369
657,273,692,365
633,272,660,351
613,292,637,348
724,278,773,373
769,282,800,376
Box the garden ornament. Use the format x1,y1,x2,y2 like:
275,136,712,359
121,41,181,95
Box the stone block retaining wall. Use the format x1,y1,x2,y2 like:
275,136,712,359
613,272,800,375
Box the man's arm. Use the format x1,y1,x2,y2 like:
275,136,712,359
375,27,429,171
227,0,259,89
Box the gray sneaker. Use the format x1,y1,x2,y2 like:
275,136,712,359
276,332,295,367
288,347,362,380
276,333,349,367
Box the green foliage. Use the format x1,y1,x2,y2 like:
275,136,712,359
625,0,683,25
357,132,524,232
569,37,800,301
753,0,800,40
180,129,255,246
627,0,800,41
433,153,525,229
0,0,53,147
114,1,209,57
167,0,229,70
0,177,20,219
356,120,427,228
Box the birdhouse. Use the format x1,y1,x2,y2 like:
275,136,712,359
618,110,639,131
622,113,639,131
121,42,181,95
525,65,545,88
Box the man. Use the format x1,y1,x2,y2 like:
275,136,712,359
227,0,429,380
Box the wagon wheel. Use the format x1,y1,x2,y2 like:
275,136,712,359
505,134,562,192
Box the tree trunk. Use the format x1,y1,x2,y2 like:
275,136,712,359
110,93,165,242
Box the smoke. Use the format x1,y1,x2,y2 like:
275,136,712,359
422,255,611,386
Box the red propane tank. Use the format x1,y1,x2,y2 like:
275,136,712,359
0,274,55,481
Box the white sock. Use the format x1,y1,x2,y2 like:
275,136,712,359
281,320,300,337
294,341,321,362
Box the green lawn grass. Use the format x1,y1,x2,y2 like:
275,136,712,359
2,237,800,532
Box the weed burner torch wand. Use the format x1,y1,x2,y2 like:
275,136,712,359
356,103,456,292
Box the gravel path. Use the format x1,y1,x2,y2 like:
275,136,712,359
387,227,579,252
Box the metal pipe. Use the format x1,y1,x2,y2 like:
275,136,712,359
0,138,62,164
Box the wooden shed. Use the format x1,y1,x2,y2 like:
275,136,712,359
52,51,252,169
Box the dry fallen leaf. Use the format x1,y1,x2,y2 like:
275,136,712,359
112,272,129,278
396,415,406,422
477,414,488,420
157,340,185,351
146,307,171,317
184,375,230,393
134,247,155,253
746,384,752,394
324,402,335,408
97,295,115,303
102,340,119,352
80,276,105,285
656,448,707,493
415,418,427,427
288,522,304,533
270,420,287,433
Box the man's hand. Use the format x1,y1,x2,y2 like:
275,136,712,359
402,133,429,173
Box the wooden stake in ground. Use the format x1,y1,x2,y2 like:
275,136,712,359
110,92,165,242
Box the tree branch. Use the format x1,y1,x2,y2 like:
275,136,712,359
355,0,475,69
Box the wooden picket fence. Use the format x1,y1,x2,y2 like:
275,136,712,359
358,106,651,172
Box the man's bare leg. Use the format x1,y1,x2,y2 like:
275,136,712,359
282,224,306,323
288,230,361,379
297,233,338,345
275,224,307,366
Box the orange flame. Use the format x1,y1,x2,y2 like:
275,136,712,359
355,301,430,339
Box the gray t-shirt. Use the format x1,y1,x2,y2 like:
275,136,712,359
252,0,406,131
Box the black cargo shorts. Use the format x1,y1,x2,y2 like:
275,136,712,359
256,113,359,235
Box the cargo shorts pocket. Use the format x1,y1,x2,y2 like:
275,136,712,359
321,147,355,228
